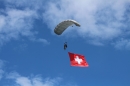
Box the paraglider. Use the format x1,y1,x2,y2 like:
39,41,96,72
54,19,80,35
54,19,80,50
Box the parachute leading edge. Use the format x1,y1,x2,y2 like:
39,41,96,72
54,19,80,35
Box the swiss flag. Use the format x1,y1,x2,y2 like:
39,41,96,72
68,52,89,67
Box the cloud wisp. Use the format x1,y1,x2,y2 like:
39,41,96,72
0,8,38,45
7,72,61,86
0,60,4,80
0,0,49,46
113,38,130,50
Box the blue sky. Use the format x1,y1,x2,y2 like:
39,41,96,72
0,0,130,86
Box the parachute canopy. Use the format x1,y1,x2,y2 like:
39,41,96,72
54,19,80,35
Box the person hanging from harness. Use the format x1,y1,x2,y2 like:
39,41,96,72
64,42,67,50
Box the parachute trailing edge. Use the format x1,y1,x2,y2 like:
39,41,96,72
54,19,80,35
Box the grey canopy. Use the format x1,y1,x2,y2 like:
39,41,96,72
54,19,80,35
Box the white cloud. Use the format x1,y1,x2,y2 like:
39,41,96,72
37,38,50,45
0,7,38,46
0,59,74,86
0,0,52,46
7,72,62,86
43,0,130,46
30,38,50,45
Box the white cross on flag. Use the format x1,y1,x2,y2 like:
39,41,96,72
68,52,89,67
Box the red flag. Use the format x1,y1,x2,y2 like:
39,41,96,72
68,52,89,67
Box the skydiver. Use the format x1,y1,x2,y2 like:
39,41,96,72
64,42,67,50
